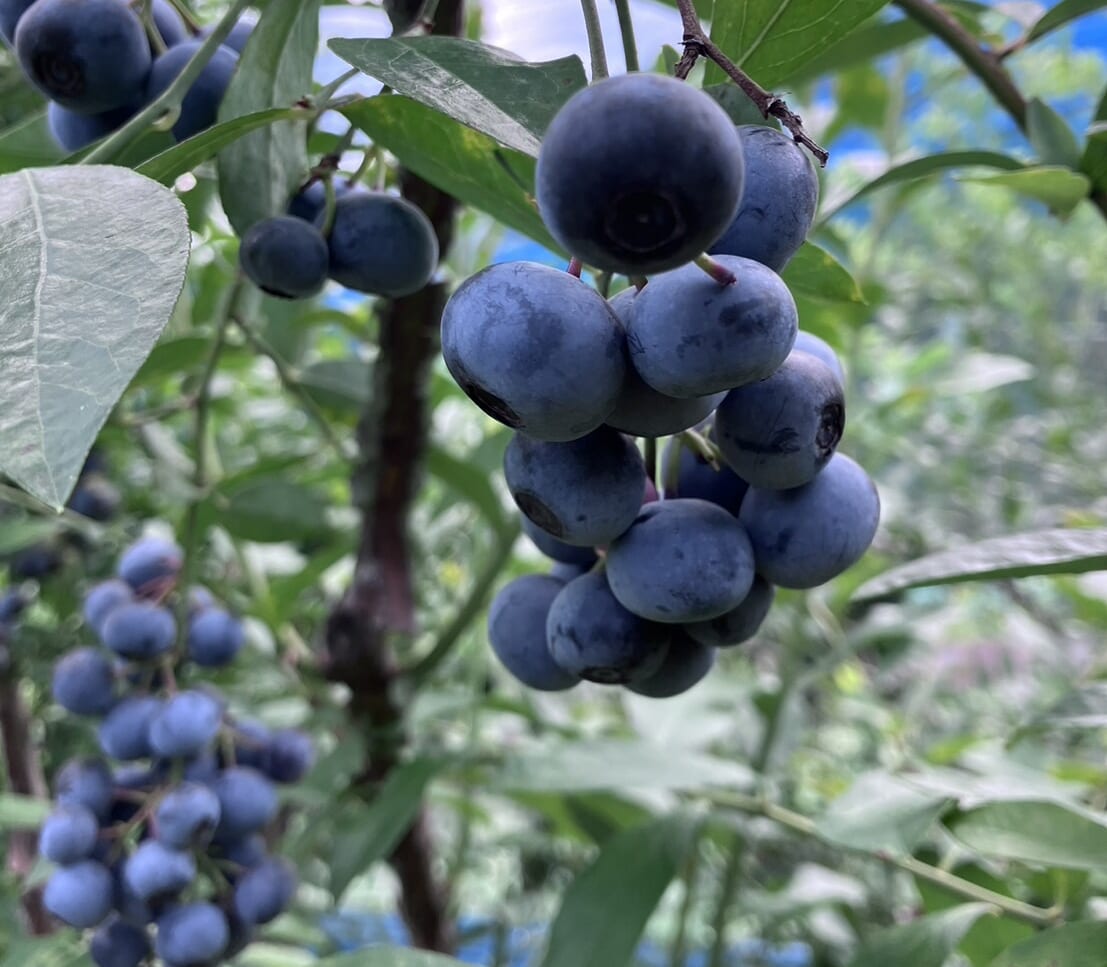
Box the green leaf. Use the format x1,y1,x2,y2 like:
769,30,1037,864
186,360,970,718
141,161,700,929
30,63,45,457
816,772,953,854
426,443,508,532
217,0,321,234
138,107,308,186
297,359,371,413
0,111,62,176
540,816,695,967
318,950,467,967
342,96,558,251
949,800,1107,871
784,17,928,85
212,479,330,543
1026,0,1107,42
330,37,587,156
328,758,442,901
1026,98,1083,168
852,527,1107,603
1079,85,1107,194
0,166,189,510
706,0,893,89
990,923,1107,967
494,738,752,794
848,905,993,967
0,794,50,830
781,242,865,304
960,166,1092,216
822,151,1024,221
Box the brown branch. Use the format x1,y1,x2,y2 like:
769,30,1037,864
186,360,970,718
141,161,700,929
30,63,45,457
673,0,829,166
0,645,52,936
321,0,464,952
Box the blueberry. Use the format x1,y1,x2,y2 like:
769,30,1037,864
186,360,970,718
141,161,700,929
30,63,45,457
0,0,34,44
627,631,715,698
240,215,330,300
793,330,845,385
188,585,216,613
150,0,187,47
55,758,114,822
545,570,670,685
9,542,61,580
521,516,598,568
101,602,177,660
628,255,798,398
98,696,163,760
606,499,756,623
149,691,223,759
536,73,743,275
709,125,820,273
504,428,645,547
83,580,135,637
144,39,238,141
229,719,272,771
488,575,579,691
740,453,880,588
182,751,220,786
39,803,100,864
155,903,229,967
43,860,114,928
714,351,845,490
15,0,150,112
233,857,297,925
287,178,353,222
213,767,278,840
661,439,749,515
0,588,28,624
441,261,626,441
549,561,589,583
201,17,254,53
90,916,151,967
47,101,136,152
218,833,267,871
123,840,196,902
186,607,245,666
66,475,120,521
265,729,315,784
117,536,182,592
683,575,775,648
52,647,117,716
316,191,438,297
154,782,221,849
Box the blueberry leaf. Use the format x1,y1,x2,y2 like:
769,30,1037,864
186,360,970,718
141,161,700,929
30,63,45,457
0,165,189,510
990,923,1107,967
847,904,994,967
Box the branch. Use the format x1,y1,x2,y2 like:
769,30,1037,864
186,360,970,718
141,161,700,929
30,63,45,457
673,0,828,166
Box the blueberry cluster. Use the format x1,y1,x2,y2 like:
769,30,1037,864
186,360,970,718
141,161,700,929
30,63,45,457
238,179,439,301
441,73,880,698
41,535,313,966
1,0,251,152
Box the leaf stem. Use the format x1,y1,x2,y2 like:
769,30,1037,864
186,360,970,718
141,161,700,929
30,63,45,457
707,790,1065,928
80,0,255,165
613,0,639,72
163,0,203,34
678,428,723,470
578,0,610,80
671,0,828,166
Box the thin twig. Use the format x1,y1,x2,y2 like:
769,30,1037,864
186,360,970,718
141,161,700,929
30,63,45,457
578,0,610,80
672,0,828,166
614,0,639,72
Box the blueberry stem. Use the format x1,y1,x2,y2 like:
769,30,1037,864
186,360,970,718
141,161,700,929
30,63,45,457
135,0,169,55
81,0,255,165
578,0,610,80
566,257,583,277
643,437,657,487
672,0,829,166
163,0,203,34
677,428,722,470
693,253,737,287
613,0,639,72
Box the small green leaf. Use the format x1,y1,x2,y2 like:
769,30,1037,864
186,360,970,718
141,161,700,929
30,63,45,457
1079,85,1107,194
342,96,558,250
1026,97,1083,167
1026,0,1107,42
0,794,50,830
0,111,62,176
852,527,1107,603
949,800,1107,871
541,815,695,967
848,904,994,967
960,166,1092,216
706,0,894,89
822,151,1024,221
298,359,371,413
785,17,928,85
816,772,953,854
217,0,321,234
330,37,587,156
328,758,442,901
781,242,865,305
990,922,1107,967
0,166,190,509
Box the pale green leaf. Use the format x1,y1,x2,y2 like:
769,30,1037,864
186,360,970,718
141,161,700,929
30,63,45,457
848,904,994,967
1026,0,1107,42
990,922,1107,967
781,242,865,304
950,800,1107,871
1027,97,1083,167
960,166,1092,216
817,772,953,854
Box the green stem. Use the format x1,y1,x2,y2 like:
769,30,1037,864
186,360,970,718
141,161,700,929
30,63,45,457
578,0,610,80
81,0,254,165
233,315,354,463
708,791,1064,928
644,437,657,488
707,835,743,967
614,0,639,72
164,0,203,33
407,519,521,686
316,67,361,106
669,842,701,967
677,428,722,470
